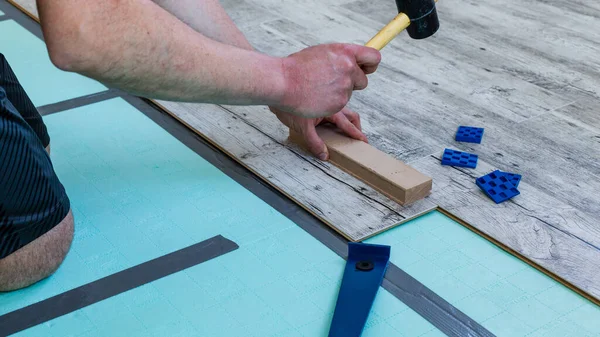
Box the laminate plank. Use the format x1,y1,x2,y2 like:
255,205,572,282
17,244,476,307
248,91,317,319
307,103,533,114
553,94,600,133
242,0,600,219
339,1,577,121
332,0,600,103
157,100,437,241
11,0,36,17
222,101,442,209
514,0,600,20
220,102,439,215
216,0,278,30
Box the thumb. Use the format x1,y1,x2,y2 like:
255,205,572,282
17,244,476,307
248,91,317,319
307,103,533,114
303,125,329,161
346,45,381,72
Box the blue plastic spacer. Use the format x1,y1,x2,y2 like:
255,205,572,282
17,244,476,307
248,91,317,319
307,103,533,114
496,170,522,188
441,148,478,168
476,170,520,204
455,126,484,144
328,242,391,337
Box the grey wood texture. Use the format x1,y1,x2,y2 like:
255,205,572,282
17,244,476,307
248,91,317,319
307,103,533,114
157,101,438,241
11,0,36,17
12,0,600,300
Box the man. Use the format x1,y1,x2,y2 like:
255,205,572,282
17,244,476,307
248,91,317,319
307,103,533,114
0,0,381,291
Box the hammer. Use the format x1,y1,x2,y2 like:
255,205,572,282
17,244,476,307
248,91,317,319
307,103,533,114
365,0,440,50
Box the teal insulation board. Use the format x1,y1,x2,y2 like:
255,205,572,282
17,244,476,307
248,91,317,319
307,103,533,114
0,20,106,106
0,98,442,336
366,211,600,336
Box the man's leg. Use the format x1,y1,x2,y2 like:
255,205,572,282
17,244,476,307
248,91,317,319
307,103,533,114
0,211,73,291
0,53,50,153
0,73,73,291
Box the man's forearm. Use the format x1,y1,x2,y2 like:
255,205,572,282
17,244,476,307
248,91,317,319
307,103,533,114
152,0,254,51
37,0,281,105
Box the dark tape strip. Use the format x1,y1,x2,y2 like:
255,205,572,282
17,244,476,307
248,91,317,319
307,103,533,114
0,235,239,336
383,266,495,337
0,15,9,22
123,96,495,337
37,89,122,115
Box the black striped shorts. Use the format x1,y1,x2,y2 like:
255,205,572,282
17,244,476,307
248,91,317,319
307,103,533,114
0,53,70,259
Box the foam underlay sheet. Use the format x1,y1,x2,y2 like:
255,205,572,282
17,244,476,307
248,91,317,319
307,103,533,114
0,98,442,337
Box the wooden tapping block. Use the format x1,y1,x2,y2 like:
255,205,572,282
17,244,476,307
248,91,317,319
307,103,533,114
289,125,432,205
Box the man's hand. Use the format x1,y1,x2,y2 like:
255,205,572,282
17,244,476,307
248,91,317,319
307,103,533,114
272,44,381,119
271,107,368,161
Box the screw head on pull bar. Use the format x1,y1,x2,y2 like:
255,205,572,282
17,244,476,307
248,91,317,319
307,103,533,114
356,260,374,271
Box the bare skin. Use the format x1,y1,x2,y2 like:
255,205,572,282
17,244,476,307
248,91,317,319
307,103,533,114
0,210,74,291
151,0,369,159
36,0,381,159
0,0,381,292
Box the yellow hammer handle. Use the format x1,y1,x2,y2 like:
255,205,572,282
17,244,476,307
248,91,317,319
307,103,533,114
365,13,411,50
365,0,438,50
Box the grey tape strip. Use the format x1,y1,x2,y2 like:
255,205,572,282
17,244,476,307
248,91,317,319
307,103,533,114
383,266,495,337
0,235,239,336
37,89,122,115
124,95,495,337
0,15,10,21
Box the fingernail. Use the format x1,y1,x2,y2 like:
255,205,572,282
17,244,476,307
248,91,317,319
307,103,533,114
318,152,328,160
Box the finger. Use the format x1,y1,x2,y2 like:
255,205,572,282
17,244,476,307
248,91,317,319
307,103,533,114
361,63,379,75
353,71,369,90
343,108,362,131
330,113,367,142
302,124,329,160
345,44,382,69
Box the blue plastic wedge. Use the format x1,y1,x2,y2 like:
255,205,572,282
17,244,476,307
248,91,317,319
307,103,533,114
329,242,391,337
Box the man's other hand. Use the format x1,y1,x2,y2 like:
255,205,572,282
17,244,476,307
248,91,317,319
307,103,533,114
271,106,368,161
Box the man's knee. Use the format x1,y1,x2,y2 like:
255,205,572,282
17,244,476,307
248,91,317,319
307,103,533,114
0,210,74,292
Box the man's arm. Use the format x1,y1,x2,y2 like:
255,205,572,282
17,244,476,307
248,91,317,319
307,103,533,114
36,0,380,119
37,0,281,106
151,0,372,159
152,0,253,51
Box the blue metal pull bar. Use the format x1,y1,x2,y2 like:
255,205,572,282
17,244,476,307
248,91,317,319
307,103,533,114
329,242,391,337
